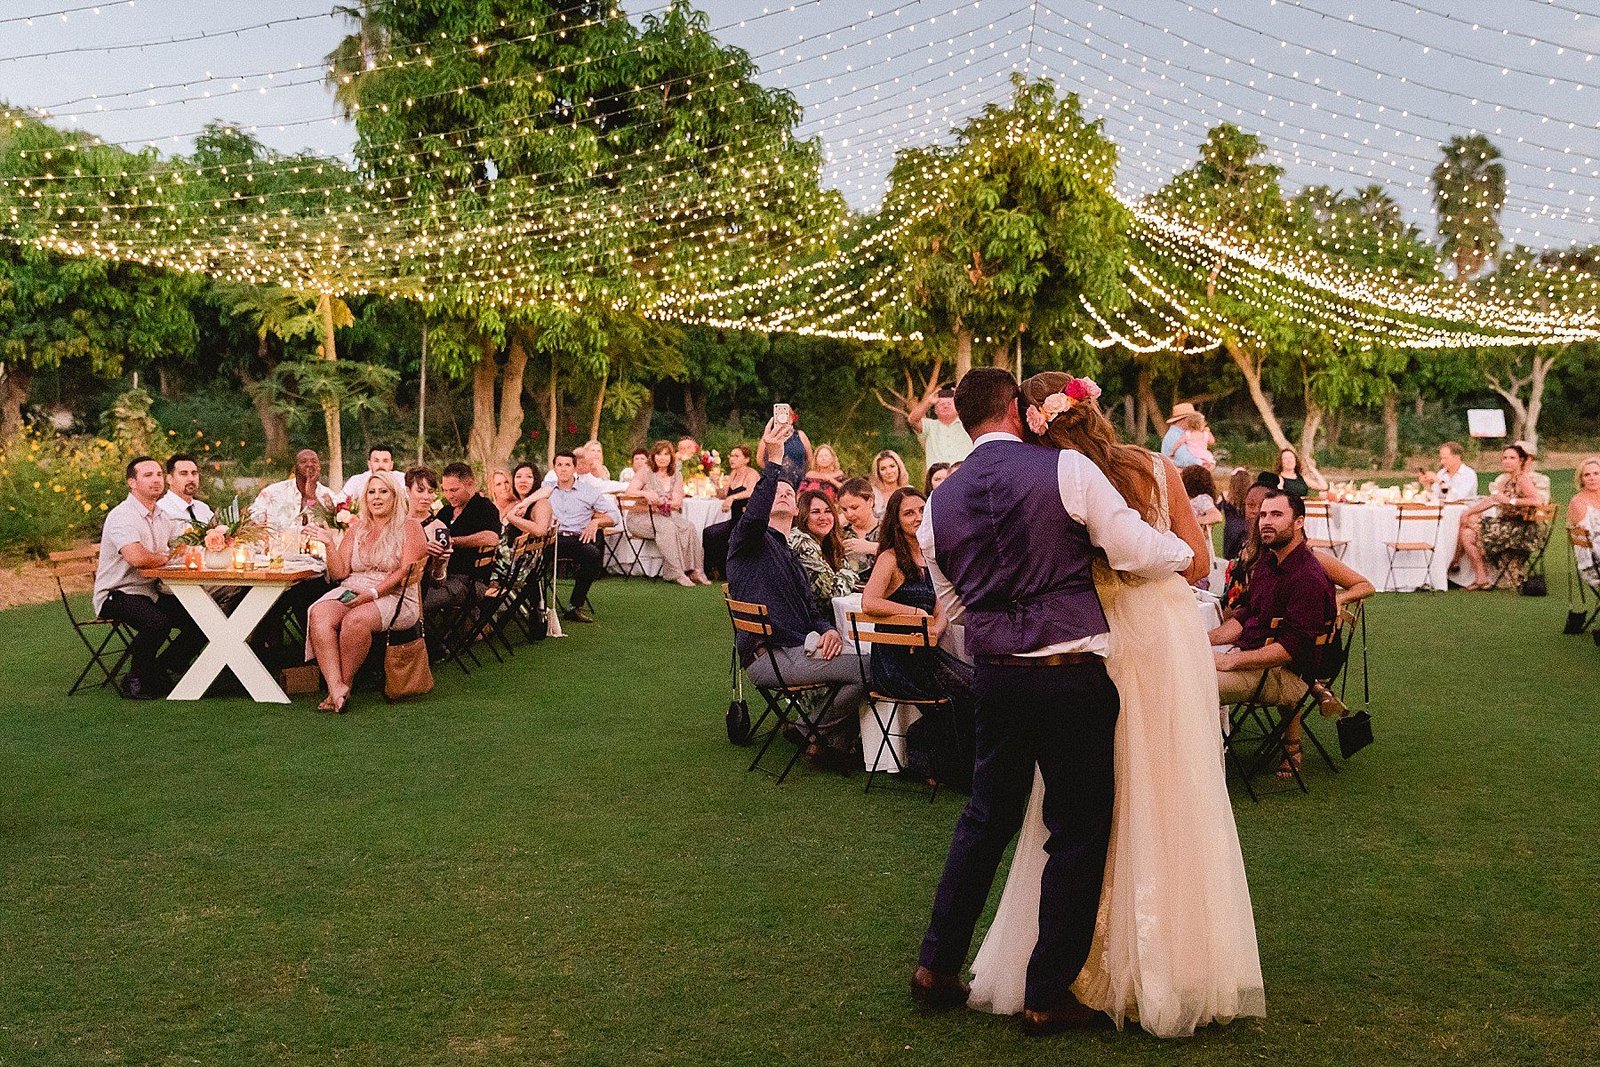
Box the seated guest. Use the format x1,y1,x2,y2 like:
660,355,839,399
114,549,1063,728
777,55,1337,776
702,444,759,581
1220,468,1253,560
788,489,860,614
488,468,515,514
547,450,621,623
305,471,426,713
1220,484,1270,619
754,405,814,488
837,476,880,576
1265,447,1327,497
623,447,650,487
541,444,629,493
869,449,911,520
1456,442,1544,589
250,448,335,532
1181,465,1223,587
583,440,613,481
1209,491,1338,778
337,444,406,507
727,418,867,768
859,485,976,784
94,457,204,699
504,462,553,540
626,440,711,587
1569,457,1600,590
1420,441,1477,505
422,463,503,615
405,466,451,587
158,453,213,526
801,443,847,496
924,462,951,495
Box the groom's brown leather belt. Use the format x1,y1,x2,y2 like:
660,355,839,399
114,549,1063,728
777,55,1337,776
976,652,1100,668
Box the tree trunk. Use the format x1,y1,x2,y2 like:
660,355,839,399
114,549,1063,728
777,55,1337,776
588,366,608,441
628,388,654,451
1524,353,1556,454
1224,339,1292,452
1135,364,1163,445
1,364,31,444
1326,408,1343,450
1122,393,1137,439
1413,391,1425,420
1298,401,1323,468
317,294,344,490
1380,391,1400,471
989,343,1011,369
466,333,529,473
682,383,708,439
157,366,175,398
953,326,973,382
546,360,558,468
240,362,290,462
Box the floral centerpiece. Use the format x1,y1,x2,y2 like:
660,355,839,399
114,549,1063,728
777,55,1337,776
174,495,264,568
681,449,723,498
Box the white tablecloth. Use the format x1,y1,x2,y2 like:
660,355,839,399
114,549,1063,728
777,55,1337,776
605,496,724,576
1311,501,1463,592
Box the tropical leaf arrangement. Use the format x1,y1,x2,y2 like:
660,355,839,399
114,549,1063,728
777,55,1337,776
174,495,265,549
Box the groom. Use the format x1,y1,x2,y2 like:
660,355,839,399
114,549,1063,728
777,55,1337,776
909,369,1194,1032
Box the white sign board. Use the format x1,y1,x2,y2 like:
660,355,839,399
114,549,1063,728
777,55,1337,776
1467,409,1507,439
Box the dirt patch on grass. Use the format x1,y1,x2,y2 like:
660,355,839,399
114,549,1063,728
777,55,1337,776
0,557,77,611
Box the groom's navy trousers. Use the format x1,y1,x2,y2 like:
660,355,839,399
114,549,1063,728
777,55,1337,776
918,657,1119,1012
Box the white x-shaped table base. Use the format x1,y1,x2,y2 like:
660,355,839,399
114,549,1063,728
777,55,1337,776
164,582,292,703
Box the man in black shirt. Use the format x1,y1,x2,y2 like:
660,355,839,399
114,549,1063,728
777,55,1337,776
423,462,503,615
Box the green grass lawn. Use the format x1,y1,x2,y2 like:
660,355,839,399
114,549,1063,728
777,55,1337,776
2,550,1597,1066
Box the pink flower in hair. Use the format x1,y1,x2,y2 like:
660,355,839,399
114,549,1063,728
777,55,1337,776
1041,392,1070,417
1025,405,1051,436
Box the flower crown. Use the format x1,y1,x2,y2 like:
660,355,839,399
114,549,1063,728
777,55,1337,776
1025,376,1102,436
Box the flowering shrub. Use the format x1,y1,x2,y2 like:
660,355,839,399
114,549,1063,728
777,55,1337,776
0,426,126,557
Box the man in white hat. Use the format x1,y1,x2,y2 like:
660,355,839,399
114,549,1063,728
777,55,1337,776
1160,402,1201,469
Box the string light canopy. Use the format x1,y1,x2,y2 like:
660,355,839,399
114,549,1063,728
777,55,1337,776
0,0,1595,349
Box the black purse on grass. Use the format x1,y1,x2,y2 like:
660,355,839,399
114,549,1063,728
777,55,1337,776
1336,710,1373,759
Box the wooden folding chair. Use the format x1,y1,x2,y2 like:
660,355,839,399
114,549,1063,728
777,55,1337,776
1516,503,1560,590
431,550,498,672
1303,499,1349,560
48,545,134,695
724,595,843,784
1565,525,1600,636
1383,502,1444,591
603,495,656,579
846,611,953,801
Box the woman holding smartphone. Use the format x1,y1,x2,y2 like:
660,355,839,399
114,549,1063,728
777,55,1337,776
304,474,427,713
755,402,813,488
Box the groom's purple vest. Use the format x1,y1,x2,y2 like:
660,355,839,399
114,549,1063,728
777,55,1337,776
931,439,1107,658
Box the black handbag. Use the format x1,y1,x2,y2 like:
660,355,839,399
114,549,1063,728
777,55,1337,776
1336,710,1373,759
1564,610,1589,635
1520,574,1547,597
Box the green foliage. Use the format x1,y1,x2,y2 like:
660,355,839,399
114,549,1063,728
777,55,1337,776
0,426,124,555
266,358,400,431
1431,133,1507,280
99,386,161,458
886,75,1130,359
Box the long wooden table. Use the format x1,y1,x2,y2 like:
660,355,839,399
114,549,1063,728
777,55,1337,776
139,566,322,703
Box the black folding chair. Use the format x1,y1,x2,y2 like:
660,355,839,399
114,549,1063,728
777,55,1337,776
1484,503,1558,591
1565,525,1600,636
847,610,954,801
1303,499,1349,560
49,544,134,695
1337,599,1371,714
1223,618,1345,801
603,495,655,580
1383,502,1444,591
725,595,843,784
430,550,498,671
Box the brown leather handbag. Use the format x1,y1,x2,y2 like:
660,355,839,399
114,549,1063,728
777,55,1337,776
384,579,432,702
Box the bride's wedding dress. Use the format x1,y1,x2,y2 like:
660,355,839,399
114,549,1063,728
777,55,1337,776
967,456,1265,1037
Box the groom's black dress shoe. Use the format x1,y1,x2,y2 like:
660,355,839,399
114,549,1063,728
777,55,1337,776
909,966,969,1009
1019,996,1110,1035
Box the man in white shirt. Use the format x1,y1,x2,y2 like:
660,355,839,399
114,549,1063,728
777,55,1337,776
338,444,407,508
542,443,630,494
157,452,214,527
547,450,621,623
910,386,974,468
250,448,335,532
1421,441,1478,504
94,456,204,699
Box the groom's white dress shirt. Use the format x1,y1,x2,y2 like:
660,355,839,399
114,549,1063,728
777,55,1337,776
919,431,1194,658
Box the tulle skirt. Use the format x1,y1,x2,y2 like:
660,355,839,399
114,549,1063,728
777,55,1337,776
967,570,1265,1037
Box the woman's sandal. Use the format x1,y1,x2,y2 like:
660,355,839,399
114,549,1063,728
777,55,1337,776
1276,739,1303,780
315,693,338,713
331,690,352,714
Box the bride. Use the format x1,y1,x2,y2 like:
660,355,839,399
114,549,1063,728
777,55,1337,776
966,372,1265,1037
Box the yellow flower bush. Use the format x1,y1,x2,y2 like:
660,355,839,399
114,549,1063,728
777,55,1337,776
0,427,130,557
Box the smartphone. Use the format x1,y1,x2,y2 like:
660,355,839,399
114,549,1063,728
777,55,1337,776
772,402,792,426
338,589,359,605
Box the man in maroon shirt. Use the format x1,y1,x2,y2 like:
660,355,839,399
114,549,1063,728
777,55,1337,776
1209,490,1337,706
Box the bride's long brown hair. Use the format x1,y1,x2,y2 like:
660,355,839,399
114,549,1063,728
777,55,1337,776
1020,372,1160,523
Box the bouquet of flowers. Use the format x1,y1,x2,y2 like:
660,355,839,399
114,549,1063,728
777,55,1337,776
174,495,264,549
302,493,353,530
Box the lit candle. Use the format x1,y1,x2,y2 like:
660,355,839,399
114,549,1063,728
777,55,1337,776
185,545,201,570
232,544,249,571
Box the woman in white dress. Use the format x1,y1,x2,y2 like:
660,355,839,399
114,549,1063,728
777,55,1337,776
966,372,1265,1037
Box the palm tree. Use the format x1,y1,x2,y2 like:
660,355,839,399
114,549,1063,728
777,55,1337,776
1431,134,1506,281
324,2,390,120
226,285,320,461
